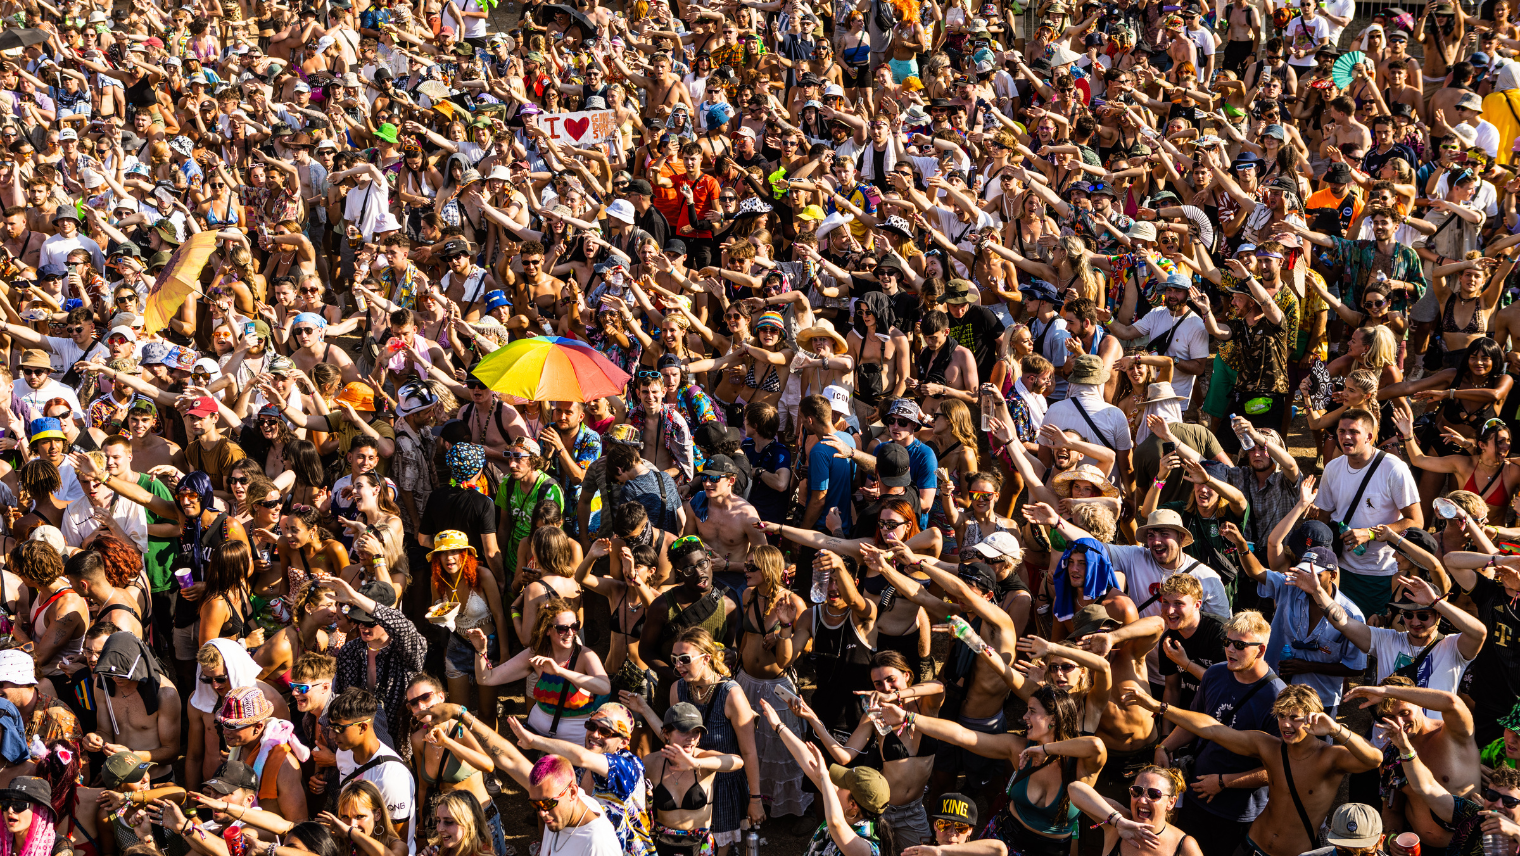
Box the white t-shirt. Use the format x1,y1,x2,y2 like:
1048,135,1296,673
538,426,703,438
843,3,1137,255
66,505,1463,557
1367,627,1473,720
1312,452,1420,577
1042,392,1134,478
1321,0,1356,47
1432,175,1499,218
541,793,623,856
1110,544,1230,682
13,380,83,425
336,744,417,853
61,494,148,552
1459,119,1502,159
1284,16,1330,67
42,335,109,383
1183,25,1217,61
1128,311,1209,402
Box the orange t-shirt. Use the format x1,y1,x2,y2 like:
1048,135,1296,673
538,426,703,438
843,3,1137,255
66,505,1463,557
653,159,688,227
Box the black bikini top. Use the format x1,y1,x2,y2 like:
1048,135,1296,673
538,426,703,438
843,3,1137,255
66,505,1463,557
653,762,710,813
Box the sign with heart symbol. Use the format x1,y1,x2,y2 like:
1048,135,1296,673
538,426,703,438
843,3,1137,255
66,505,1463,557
534,110,616,147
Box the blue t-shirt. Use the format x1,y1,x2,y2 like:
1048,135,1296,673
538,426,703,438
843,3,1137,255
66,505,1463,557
809,431,856,532
873,438,938,528
743,437,793,523
1185,663,1285,822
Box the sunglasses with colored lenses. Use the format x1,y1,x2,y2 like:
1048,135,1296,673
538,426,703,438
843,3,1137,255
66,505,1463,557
1129,785,1169,800
1048,662,1081,673
1486,788,1520,809
584,720,622,738
290,681,324,694
969,491,994,501
1224,639,1264,651
933,819,971,833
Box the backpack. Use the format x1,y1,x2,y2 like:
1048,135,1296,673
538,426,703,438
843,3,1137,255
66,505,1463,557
873,0,896,35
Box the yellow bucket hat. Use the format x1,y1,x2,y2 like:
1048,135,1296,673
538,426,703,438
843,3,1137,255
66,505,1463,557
426,530,476,558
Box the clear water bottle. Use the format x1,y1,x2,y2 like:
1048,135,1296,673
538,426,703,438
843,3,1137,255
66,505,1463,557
949,615,989,654
810,567,831,604
1374,270,1389,287
867,706,890,736
1233,414,1255,450
1482,832,1511,856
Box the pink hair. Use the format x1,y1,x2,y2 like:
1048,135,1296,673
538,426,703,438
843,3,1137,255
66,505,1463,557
529,755,572,790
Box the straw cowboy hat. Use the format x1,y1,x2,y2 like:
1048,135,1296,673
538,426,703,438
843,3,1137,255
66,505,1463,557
798,319,849,355
1051,463,1121,499
1136,509,1195,547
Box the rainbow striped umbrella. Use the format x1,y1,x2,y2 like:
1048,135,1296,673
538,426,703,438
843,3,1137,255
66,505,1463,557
470,336,632,402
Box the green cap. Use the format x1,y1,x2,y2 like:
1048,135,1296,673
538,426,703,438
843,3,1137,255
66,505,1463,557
102,751,152,788
147,251,173,271
252,319,272,341
374,122,400,144
828,764,890,815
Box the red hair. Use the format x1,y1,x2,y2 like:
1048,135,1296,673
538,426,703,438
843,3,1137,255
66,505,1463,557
873,498,922,546
90,534,142,588
430,549,479,594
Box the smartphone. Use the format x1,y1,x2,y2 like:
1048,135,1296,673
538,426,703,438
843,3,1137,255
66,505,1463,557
1162,441,1176,455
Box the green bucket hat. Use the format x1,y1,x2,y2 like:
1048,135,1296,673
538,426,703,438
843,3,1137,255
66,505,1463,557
374,123,400,144
1501,701,1520,733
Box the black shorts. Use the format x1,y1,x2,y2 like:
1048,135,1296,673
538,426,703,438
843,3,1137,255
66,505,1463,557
1222,39,1255,74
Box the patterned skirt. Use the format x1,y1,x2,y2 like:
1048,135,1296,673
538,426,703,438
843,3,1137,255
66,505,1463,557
733,669,813,817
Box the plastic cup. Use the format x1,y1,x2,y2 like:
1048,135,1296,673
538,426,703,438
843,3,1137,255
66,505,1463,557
174,568,194,590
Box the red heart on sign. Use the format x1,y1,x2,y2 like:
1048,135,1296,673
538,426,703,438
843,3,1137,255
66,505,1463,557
565,117,591,140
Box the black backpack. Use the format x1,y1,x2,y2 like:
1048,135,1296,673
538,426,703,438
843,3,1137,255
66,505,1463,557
873,0,896,34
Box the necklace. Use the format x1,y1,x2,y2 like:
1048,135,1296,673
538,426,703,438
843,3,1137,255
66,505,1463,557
687,679,717,705
547,799,587,854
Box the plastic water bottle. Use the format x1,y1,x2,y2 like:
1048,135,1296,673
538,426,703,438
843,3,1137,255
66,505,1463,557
810,567,831,604
949,615,989,654
867,706,890,736
1232,414,1255,450
1374,270,1389,287
1482,832,1511,856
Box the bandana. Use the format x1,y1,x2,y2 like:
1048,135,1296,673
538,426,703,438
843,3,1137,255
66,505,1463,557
447,443,489,495
1053,538,1121,622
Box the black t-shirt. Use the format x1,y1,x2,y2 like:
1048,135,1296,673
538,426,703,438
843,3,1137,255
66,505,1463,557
635,206,670,249
731,151,768,173
946,304,1005,385
851,489,922,539
419,486,498,557
1157,613,1227,710
1463,573,1520,722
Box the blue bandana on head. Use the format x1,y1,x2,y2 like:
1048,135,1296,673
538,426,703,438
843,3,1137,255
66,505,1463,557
1053,538,1120,622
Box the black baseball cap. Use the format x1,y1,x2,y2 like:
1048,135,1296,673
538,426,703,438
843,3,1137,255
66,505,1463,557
203,761,258,795
876,443,912,488
957,561,997,593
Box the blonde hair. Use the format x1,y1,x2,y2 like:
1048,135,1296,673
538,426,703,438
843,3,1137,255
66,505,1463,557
750,545,787,610
1345,368,1381,401
1071,504,1116,543
1271,683,1326,716
673,626,731,678
1159,573,1203,600
1223,610,1271,641
1356,325,1397,373
1134,766,1186,817
1445,489,1488,522
1059,236,1102,305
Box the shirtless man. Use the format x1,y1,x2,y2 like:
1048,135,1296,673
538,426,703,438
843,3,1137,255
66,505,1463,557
681,456,765,576
458,381,528,475
2,207,45,271
1321,96,1373,161
504,240,566,331
1122,683,1380,856
1379,32,1425,96
1344,680,1481,850
67,554,143,638
638,535,739,701
1220,0,1263,75
1384,59,1425,117
632,372,689,478
185,641,291,792
439,239,501,321
1429,68,1479,137
611,52,693,123
288,313,361,385
81,632,181,785
1418,0,1469,104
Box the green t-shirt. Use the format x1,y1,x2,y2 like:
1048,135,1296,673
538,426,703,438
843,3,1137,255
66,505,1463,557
1482,738,1520,771
493,472,564,581
137,472,178,593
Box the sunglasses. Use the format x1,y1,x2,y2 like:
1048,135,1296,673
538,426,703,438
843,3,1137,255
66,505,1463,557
405,691,437,708
200,673,231,685
0,800,29,815
256,498,283,509
886,417,918,428
21,368,48,376
554,622,581,634
1364,299,1386,309
300,287,323,294
227,476,250,486
1224,639,1264,651
1129,786,1169,800
290,681,326,694
1487,788,1520,809
879,519,908,530
969,490,994,501
584,720,622,739
672,653,708,666
292,327,318,336
933,820,971,833
529,782,575,812
1398,608,1436,622
258,418,282,428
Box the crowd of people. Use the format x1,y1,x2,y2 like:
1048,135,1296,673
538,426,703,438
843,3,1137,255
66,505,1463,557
4,0,1520,855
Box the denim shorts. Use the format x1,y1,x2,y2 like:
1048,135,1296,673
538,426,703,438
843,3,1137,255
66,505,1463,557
445,631,498,679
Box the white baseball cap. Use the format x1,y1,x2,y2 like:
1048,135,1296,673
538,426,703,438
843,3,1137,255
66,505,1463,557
824,384,851,415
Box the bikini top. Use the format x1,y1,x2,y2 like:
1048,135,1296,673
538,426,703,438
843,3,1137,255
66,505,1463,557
879,725,942,761
652,759,709,812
